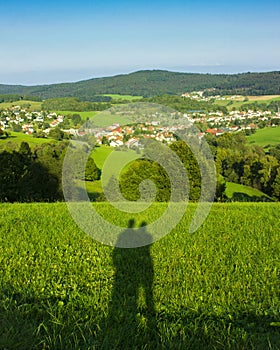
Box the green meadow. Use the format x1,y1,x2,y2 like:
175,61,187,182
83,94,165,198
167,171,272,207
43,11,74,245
102,94,143,101
214,95,280,111
0,100,42,111
54,111,98,120
91,145,114,168
84,146,142,195
247,127,280,147
225,182,273,202
55,110,131,126
91,112,132,127
0,202,279,349
0,131,56,150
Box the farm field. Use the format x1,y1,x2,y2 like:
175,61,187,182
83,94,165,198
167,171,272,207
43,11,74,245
0,202,279,349
55,110,131,126
91,112,132,127
246,95,280,101
231,95,280,102
54,111,98,120
0,131,56,149
214,95,280,111
247,127,280,147
0,100,42,111
102,94,143,101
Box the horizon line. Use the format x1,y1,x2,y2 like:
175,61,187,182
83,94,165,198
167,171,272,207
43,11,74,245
1,67,280,87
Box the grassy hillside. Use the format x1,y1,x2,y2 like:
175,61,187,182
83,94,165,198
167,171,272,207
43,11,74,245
225,182,273,202
214,95,280,111
247,127,280,147
91,145,114,168
83,146,141,196
102,94,143,101
0,99,42,111
245,95,280,101
0,131,57,150
54,110,98,120
54,110,131,125
0,202,279,349
1,70,280,99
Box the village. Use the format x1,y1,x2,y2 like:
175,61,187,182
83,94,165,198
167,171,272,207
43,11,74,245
1,100,280,147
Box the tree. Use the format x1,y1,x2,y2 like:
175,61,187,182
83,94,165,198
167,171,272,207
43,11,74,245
269,144,280,162
216,132,247,151
272,168,280,200
71,113,82,126
12,124,22,132
101,136,109,146
215,175,227,202
19,142,32,158
85,158,101,181
169,141,201,201
119,159,170,202
49,127,65,141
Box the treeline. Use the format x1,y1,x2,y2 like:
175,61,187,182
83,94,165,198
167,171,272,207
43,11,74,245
104,135,280,203
144,95,228,114
42,98,112,111
31,95,280,115
206,133,280,200
0,70,280,99
1,135,280,203
0,94,42,103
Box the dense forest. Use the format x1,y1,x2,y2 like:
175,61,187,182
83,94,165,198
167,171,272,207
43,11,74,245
0,70,280,99
0,94,42,103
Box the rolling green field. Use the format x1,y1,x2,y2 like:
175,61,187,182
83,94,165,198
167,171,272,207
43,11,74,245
54,111,98,120
0,131,56,150
102,94,143,101
0,100,42,111
83,146,114,195
226,182,273,202
55,110,131,126
0,202,279,349
214,95,280,111
83,146,142,195
247,95,280,102
92,113,131,127
247,127,280,147
91,145,114,168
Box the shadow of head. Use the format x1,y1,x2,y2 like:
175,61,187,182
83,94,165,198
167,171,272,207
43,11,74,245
115,220,152,248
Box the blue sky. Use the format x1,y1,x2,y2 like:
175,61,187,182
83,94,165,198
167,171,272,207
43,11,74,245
0,0,279,84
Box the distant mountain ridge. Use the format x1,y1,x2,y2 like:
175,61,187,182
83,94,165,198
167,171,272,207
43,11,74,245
0,70,280,99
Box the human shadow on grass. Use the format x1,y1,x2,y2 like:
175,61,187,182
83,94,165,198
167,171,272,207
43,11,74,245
97,219,160,349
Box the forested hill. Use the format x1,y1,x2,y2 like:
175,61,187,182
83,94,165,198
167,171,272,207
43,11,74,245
1,70,280,99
